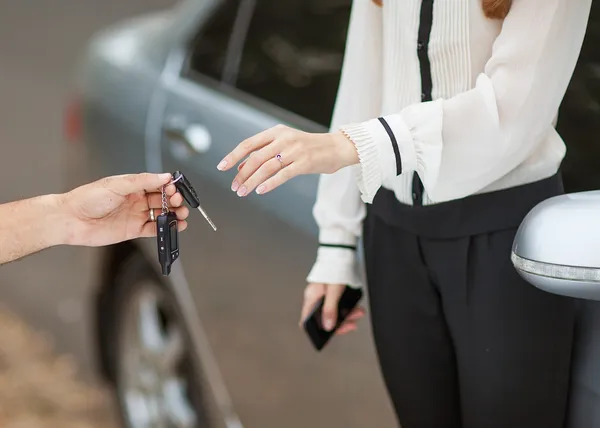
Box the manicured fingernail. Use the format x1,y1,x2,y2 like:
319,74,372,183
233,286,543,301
237,186,247,197
231,181,239,192
323,319,334,331
217,160,228,171
256,185,266,195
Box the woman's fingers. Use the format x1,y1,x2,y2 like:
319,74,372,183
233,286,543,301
335,323,358,336
218,125,286,171
255,163,300,195
232,143,282,194
300,283,327,326
334,307,366,336
299,284,365,337
322,284,345,331
236,157,284,197
346,306,367,322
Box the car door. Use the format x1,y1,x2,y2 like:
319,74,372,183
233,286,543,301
155,1,394,427
556,2,600,426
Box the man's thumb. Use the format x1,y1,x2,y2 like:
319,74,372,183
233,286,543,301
104,172,172,195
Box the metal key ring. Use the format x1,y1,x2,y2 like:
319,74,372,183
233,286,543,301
167,174,183,186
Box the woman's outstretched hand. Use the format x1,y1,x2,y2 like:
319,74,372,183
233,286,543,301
216,125,359,196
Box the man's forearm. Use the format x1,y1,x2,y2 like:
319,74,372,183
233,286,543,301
0,194,69,264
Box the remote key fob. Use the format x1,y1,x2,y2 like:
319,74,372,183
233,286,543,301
172,171,217,231
157,211,180,276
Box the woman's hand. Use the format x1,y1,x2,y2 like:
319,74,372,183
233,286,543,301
216,125,360,197
300,283,366,335
62,173,189,247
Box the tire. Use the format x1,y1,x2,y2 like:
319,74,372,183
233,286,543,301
106,253,211,428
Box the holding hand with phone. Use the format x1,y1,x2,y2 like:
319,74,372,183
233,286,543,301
300,283,366,350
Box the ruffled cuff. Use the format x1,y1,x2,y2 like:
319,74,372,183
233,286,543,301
340,99,444,203
306,245,364,287
392,100,444,199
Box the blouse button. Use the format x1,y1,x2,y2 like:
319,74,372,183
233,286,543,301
417,42,424,51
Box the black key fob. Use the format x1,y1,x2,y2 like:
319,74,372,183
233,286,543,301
156,211,180,276
172,170,217,231
172,171,200,208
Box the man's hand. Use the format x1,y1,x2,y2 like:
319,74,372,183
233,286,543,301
61,173,190,247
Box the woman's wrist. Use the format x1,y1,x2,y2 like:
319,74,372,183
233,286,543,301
332,130,360,169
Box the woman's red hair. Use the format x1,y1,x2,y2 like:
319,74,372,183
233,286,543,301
372,0,512,20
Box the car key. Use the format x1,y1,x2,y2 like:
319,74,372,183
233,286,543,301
156,184,180,276
157,211,180,276
171,171,217,231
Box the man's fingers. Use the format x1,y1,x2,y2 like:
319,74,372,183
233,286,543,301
147,191,184,210
322,284,345,332
104,173,172,196
174,206,190,221
169,192,184,207
218,126,284,171
164,183,177,197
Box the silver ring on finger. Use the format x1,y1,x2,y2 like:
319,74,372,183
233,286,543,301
148,208,156,222
275,153,284,168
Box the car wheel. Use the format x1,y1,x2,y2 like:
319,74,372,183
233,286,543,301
108,253,211,428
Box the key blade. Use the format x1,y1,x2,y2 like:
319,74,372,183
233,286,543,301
197,205,217,231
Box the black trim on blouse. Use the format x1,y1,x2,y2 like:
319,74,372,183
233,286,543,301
413,0,435,206
319,243,357,251
378,117,403,176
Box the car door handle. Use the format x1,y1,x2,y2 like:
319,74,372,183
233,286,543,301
163,122,212,155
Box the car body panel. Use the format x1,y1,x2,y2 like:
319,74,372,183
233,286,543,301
73,0,600,427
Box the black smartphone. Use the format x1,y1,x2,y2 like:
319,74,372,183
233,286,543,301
302,285,364,351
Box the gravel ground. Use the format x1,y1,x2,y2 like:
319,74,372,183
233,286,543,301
0,306,118,428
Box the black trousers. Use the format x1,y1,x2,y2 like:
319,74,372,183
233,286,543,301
363,175,578,428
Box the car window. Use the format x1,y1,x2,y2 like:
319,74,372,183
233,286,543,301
234,0,352,128
558,2,600,193
187,0,241,81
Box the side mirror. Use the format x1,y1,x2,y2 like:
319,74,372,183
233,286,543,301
512,190,600,300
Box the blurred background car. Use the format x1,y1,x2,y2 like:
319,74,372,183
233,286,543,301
65,0,600,426
0,0,598,427
67,1,394,427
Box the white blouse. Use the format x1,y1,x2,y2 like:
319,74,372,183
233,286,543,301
307,0,592,287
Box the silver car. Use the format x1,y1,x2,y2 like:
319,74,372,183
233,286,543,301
66,0,600,427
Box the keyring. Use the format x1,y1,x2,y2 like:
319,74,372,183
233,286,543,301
167,174,183,186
